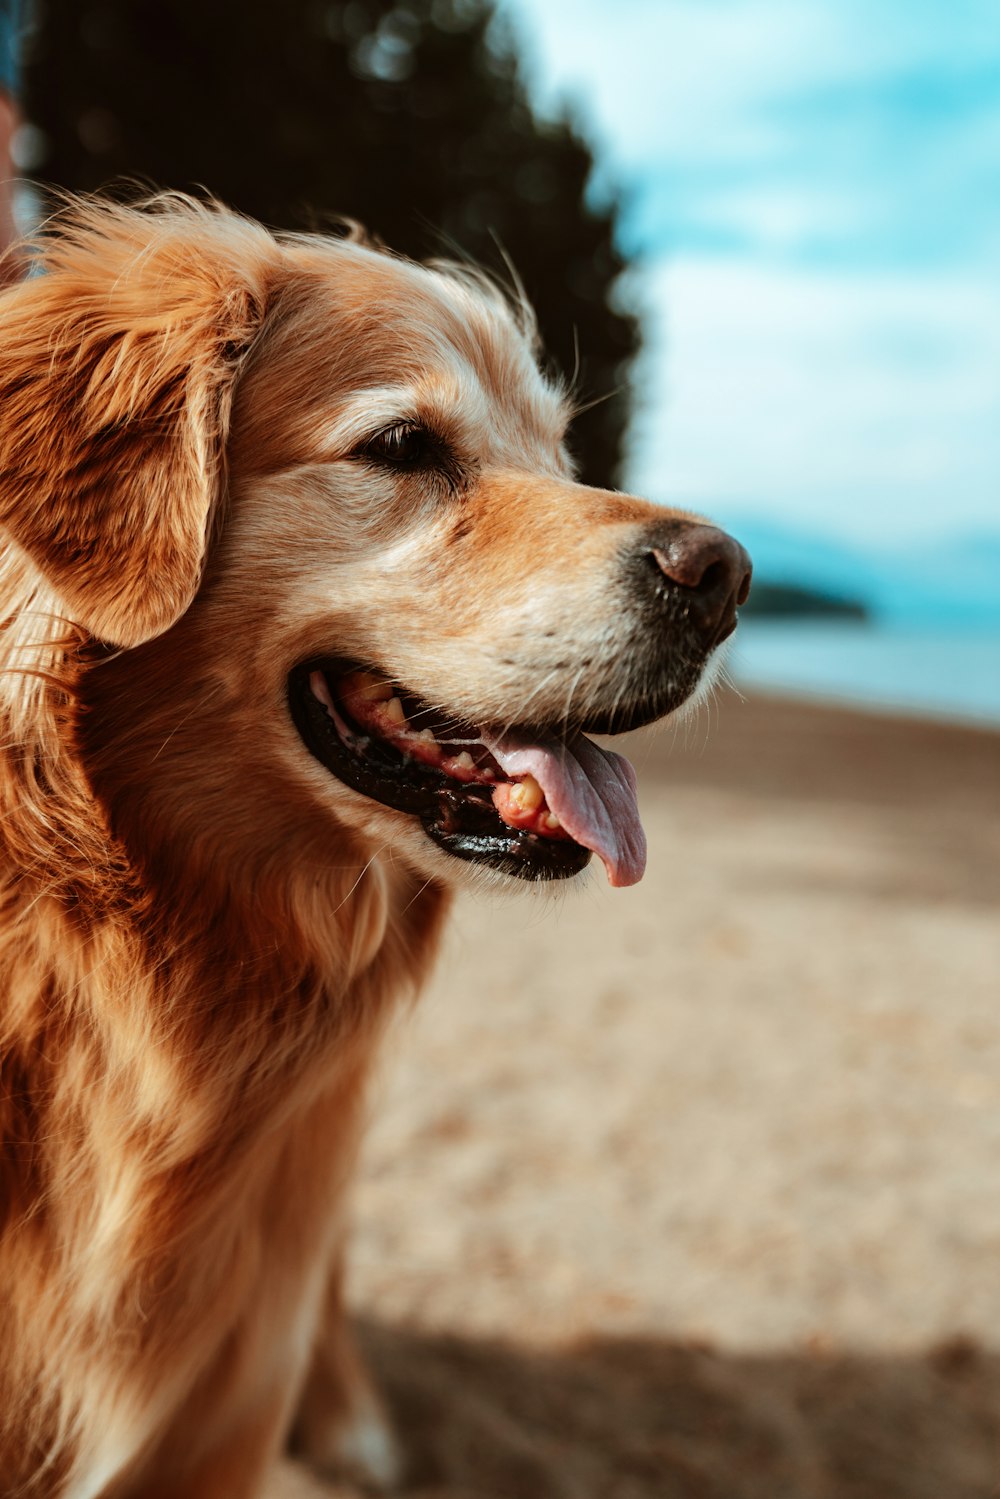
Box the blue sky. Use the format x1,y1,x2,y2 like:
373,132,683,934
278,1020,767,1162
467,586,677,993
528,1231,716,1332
500,0,1000,564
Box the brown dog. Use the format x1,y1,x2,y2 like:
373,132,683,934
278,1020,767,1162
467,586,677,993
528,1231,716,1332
0,197,749,1498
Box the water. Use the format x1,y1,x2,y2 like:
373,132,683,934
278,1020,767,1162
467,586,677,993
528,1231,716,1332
729,620,1000,727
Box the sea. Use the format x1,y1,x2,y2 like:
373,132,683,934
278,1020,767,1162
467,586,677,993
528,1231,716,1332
728,619,1000,728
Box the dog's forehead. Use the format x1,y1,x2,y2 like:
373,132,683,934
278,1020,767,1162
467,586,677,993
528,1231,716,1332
244,239,571,471
311,240,534,363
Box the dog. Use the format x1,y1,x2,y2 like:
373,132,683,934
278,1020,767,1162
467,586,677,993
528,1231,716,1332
0,195,750,1498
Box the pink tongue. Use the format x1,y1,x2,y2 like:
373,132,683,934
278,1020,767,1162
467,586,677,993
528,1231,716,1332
483,730,646,888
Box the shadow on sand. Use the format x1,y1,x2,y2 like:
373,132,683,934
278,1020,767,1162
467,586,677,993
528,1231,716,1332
357,1319,999,1499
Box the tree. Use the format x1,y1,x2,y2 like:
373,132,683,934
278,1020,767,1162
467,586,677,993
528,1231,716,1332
24,0,639,486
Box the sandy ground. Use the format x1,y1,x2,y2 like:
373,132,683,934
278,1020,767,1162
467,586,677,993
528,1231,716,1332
325,693,1000,1497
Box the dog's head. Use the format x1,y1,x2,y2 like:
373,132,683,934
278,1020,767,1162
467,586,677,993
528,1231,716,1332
0,198,749,892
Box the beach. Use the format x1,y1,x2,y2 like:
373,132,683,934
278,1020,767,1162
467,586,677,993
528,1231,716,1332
334,692,1000,1497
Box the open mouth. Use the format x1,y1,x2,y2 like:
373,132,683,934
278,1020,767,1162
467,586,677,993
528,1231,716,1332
287,663,647,884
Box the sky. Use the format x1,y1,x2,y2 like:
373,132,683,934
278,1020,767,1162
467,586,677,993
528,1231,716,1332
500,0,1000,568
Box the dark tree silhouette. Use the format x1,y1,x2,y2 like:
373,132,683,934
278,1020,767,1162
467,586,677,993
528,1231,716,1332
23,0,639,487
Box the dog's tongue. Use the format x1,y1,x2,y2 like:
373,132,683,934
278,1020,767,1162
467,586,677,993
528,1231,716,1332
484,729,646,887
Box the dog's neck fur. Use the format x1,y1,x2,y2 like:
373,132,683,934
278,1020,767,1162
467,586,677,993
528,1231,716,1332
0,550,449,1493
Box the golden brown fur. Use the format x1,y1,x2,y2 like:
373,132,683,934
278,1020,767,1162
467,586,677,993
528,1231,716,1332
0,196,708,1497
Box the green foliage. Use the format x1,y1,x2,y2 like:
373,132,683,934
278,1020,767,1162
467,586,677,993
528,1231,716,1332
24,0,639,487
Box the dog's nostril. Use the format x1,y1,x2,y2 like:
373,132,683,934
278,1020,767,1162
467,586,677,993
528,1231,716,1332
694,558,729,597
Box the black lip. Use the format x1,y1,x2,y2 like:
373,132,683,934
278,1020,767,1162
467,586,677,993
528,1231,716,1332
574,666,708,735
287,663,592,882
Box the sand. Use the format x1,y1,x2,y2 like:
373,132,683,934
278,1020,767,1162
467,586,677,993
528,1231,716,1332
328,693,1000,1497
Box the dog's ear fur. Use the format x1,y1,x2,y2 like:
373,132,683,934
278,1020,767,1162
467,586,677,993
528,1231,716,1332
0,197,272,647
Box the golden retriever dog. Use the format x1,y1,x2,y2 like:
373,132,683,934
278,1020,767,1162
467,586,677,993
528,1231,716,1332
0,196,750,1498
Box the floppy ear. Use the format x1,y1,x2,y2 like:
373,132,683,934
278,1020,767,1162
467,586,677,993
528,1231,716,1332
0,198,271,647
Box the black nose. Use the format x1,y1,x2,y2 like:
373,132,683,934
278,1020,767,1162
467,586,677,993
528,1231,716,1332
650,524,752,645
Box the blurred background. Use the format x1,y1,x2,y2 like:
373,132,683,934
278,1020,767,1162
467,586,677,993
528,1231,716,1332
7,3,1000,1495
506,0,1000,726
12,0,1000,723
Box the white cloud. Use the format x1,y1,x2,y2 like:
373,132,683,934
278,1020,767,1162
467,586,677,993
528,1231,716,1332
505,0,1000,166
627,255,1000,541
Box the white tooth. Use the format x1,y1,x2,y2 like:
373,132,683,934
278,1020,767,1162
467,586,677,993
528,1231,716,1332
417,728,437,745
454,751,474,770
512,774,543,812
355,673,394,702
483,767,495,780
383,696,406,725
544,812,562,830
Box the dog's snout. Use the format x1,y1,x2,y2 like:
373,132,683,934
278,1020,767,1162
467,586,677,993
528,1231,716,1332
649,525,752,645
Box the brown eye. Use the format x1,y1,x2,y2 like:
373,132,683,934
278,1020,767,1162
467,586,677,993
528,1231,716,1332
357,422,465,492
363,422,441,470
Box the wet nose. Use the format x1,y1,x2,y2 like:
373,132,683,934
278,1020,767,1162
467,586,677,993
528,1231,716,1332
650,524,753,645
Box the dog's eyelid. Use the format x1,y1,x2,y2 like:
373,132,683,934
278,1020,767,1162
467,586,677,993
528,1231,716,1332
353,419,466,492
362,414,448,445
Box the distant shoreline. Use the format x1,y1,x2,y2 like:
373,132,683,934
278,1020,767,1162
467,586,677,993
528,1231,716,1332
739,581,869,620
729,617,1000,727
